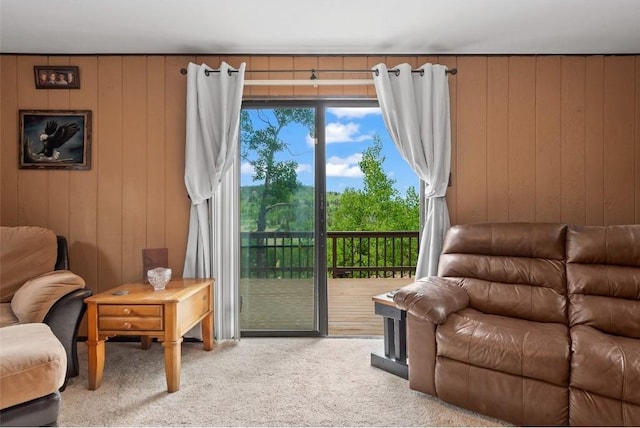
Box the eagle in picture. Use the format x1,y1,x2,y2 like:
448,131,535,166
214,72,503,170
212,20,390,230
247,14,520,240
38,120,79,158
23,117,82,163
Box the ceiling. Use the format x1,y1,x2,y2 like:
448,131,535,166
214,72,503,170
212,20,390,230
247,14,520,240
1,0,639,55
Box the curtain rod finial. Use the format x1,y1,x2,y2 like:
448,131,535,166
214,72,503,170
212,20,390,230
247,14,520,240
180,68,187,75
447,68,457,75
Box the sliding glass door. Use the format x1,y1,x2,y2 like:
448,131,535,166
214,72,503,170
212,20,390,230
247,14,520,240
239,102,326,335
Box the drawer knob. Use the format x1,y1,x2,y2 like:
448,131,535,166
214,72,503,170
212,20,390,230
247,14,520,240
123,308,131,315
123,322,132,329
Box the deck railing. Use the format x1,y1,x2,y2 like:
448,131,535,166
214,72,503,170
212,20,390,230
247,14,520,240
240,231,420,279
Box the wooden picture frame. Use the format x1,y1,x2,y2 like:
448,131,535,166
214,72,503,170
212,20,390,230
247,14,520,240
34,65,80,89
19,110,92,170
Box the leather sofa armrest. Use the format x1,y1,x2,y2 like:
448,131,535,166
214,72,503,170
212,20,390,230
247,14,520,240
393,277,469,324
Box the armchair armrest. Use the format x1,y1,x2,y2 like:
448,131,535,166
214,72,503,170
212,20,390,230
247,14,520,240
44,287,92,381
11,270,85,324
10,270,90,382
393,277,469,324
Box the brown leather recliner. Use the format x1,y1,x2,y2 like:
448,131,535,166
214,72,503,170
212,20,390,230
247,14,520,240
566,225,640,425
394,223,640,426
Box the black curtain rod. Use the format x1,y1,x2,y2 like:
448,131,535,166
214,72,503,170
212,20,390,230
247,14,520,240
179,67,457,76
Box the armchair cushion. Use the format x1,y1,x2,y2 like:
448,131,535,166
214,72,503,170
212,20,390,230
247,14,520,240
0,226,57,303
11,271,85,324
393,277,468,324
0,323,66,410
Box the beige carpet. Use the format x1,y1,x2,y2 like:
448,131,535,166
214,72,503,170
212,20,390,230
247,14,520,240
60,338,507,427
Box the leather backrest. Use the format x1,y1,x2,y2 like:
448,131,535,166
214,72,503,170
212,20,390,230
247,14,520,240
566,225,640,338
438,223,568,323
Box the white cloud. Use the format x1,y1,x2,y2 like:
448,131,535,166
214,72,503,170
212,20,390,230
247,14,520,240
326,153,363,178
327,107,381,119
241,162,254,175
296,163,312,174
305,133,315,147
326,122,374,144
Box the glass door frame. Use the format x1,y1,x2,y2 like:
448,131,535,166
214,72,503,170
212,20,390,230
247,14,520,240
240,99,327,337
239,99,381,337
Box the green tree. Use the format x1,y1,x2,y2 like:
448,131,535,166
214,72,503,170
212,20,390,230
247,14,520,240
328,135,419,232
327,136,420,277
241,108,314,232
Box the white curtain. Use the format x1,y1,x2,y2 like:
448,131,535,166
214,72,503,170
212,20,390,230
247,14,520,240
372,63,451,278
183,61,245,340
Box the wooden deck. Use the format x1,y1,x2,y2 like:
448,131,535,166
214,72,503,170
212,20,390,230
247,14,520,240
239,277,414,336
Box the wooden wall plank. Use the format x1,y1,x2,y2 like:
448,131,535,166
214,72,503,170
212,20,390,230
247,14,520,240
636,56,640,224
342,57,369,97
318,56,344,97
293,56,318,97
96,56,123,292
560,57,587,224
69,55,98,294
367,56,385,98
146,56,166,249
585,56,605,225
0,56,18,226
456,57,487,224
195,55,221,69
394,56,419,68
486,57,510,222
507,57,537,221
603,56,636,225
535,56,562,222
269,56,293,97
121,56,148,283
246,56,269,98
16,56,49,228
164,55,193,274
46,56,71,238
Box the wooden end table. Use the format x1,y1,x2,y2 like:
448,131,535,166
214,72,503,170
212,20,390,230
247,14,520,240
370,293,408,379
84,278,214,393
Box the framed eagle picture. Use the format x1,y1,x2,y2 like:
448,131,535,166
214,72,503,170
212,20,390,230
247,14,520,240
19,110,92,170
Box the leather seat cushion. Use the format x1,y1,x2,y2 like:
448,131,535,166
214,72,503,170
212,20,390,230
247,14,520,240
0,323,66,410
571,325,640,405
437,308,570,386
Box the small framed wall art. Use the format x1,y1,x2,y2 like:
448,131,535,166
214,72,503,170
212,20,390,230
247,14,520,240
34,65,80,89
19,110,92,170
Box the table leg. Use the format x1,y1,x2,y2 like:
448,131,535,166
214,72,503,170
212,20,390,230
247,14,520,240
394,319,407,361
202,312,214,351
141,336,153,350
371,301,408,379
383,317,395,358
86,301,105,390
87,339,105,390
162,338,183,393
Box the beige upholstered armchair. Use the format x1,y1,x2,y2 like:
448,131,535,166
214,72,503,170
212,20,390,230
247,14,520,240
0,226,92,379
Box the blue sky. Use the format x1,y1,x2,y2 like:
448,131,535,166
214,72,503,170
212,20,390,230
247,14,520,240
240,107,418,195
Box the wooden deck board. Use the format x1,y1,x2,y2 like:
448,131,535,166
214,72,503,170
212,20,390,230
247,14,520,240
239,277,415,335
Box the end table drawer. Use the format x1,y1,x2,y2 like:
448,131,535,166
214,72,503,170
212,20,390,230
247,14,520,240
99,304,162,317
99,316,163,331
98,304,163,332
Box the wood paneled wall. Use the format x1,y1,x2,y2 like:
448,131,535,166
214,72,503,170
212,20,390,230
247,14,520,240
1,54,639,297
